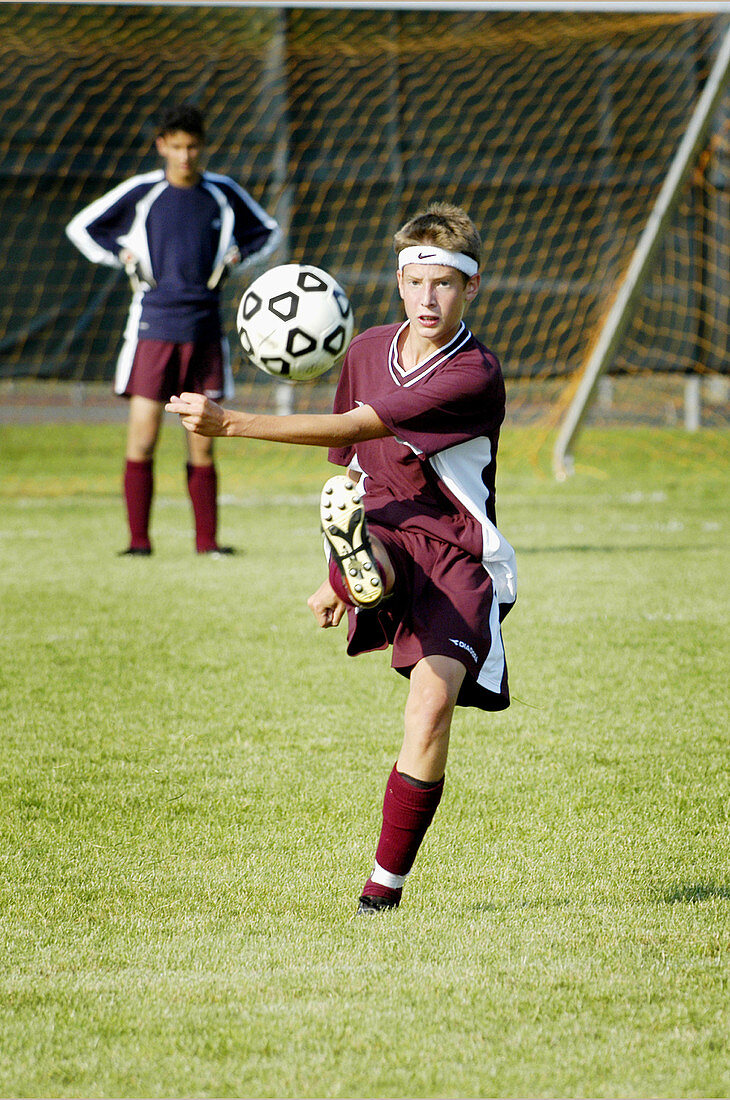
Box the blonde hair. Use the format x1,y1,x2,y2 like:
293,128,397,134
394,202,482,270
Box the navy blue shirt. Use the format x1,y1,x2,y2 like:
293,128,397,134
67,169,281,342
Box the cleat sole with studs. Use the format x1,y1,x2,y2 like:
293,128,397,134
320,476,383,608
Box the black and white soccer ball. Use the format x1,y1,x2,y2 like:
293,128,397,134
236,263,354,382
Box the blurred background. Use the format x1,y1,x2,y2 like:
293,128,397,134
0,2,728,435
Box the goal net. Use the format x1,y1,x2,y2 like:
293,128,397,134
1,3,728,459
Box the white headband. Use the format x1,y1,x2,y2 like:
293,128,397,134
398,245,479,278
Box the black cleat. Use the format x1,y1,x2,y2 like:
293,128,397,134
320,475,383,608
356,893,400,916
118,546,152,556
197,546,237,558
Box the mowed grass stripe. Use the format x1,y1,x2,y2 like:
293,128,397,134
0,425,727,1098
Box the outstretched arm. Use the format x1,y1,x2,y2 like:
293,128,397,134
165,392,390,448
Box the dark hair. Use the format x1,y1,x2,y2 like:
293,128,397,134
156,104,205,140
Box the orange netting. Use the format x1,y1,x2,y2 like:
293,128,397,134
0,4,727,427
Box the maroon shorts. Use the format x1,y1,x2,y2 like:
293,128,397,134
332,522,510,712
124,338,226,402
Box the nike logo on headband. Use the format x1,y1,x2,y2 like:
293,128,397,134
398,245,479,277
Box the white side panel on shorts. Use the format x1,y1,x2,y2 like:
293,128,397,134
476,582,507,694
114,291,145,394
429,438,517,607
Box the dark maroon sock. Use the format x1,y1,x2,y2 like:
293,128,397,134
328,555,351,603
362,764,445,901
187,463,218,552
123,459,153,550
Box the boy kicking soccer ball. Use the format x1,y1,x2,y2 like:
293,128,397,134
166,202,517,915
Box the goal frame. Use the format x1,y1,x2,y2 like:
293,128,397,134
50,2,730,9
12,2,730,445
552,18,730,478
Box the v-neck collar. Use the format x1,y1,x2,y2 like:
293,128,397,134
388,321,472,387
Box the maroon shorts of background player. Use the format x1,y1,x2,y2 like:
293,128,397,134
329,521,509,712
124,338,225,402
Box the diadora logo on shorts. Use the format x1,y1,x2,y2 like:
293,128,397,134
450,638,478,662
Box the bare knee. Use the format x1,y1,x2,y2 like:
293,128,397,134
128,438,156,462
399,656,466,781
126,396,163,462
406,676,455,740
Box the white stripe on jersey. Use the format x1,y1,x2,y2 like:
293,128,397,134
204,171,283,270
65,170,165,266
202,179,237,276
117,178,168,286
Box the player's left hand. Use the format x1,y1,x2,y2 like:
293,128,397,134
307,578,348,629
165,392,226,436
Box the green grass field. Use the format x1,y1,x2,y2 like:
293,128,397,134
1,420,728,1099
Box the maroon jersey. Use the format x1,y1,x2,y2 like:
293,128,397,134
329,320,516,612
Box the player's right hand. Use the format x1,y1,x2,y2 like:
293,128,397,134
165,393,226,436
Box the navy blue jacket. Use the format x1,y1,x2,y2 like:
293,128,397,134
67,169,281,341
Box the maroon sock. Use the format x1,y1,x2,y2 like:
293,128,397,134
362,764,445,901
123,459,153,550
328,556,351,603
187,463,218,552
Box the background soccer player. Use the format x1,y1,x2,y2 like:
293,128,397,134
166,202,516,915
66,103,281,555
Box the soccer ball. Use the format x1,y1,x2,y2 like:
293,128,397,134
236,263,354,382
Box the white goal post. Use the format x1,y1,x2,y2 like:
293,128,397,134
552,19,730,478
